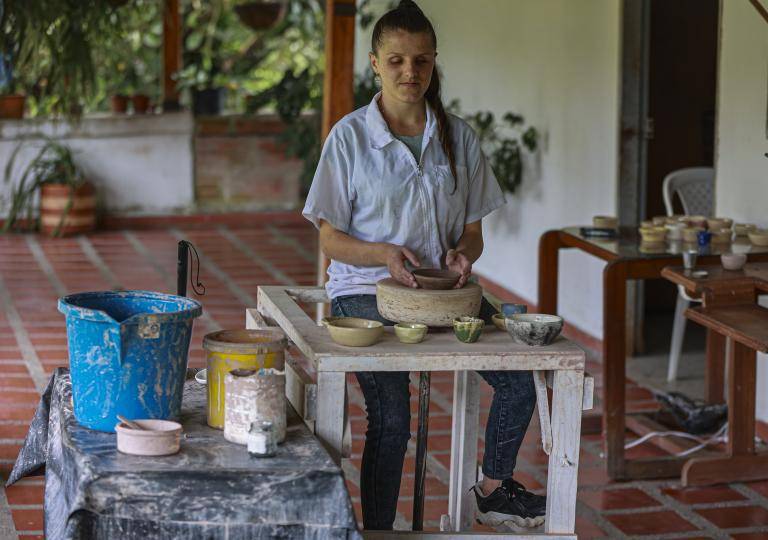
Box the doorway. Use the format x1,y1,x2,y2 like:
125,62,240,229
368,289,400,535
618,0,720,355
643,0,719,317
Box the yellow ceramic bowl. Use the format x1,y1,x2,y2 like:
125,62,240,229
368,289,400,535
638,226,666,243
593,215,618,229
682,227,704,243
748,230,768,247
710,228,733,244
491,313,507,331
326,317,384,347
707,217,733,231
734,223,757,236
394,323,428,344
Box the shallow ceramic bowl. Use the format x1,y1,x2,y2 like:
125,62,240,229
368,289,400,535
326,317,384,347
682,227,704,243
394,322,428,344
707,217,733,231
683,215,708,228
748,230,768,247
116,419,183,456
640,220,654,229
505,314,564,347
710,228,732,244
491,313,507,331
593,215,618,229
734,223,757,236
638,226,666,243
453,316,484,343
721,253,747,271
412,268,461,290
651,215,667,226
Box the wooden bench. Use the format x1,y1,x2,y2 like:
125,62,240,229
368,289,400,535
678,304,768,486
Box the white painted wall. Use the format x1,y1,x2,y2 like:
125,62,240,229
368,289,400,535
0,112,195,215
355,0,621,339
715,1,768,420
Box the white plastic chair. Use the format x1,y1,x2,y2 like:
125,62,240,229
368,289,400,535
663,167,715,382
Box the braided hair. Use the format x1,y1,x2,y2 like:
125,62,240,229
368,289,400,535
371,0,458,193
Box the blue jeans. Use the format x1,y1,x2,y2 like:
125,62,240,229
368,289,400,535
331,294,536,530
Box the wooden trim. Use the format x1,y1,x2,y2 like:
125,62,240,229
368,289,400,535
317,0,356,294
162,0,182,110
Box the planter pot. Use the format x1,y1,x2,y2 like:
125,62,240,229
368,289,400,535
40,182,97,237
192,87,224,116
0,94,25,119
235,2,286,30
131,94,151,114
111,94,129,114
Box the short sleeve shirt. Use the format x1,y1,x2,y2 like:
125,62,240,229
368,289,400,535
302,92,506,299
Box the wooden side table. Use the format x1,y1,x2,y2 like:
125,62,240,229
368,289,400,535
662,263,768,486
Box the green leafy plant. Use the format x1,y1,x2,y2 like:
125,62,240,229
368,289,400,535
452,103,538,194
2,139,87,233
5,0,124,119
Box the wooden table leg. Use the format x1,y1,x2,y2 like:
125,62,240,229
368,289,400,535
447,371,480,532
545,369,584,535
603,261,628,480
538,230,562,315
682,340,761,486
412,371,431,531
705,330,726,404
315,371,346,465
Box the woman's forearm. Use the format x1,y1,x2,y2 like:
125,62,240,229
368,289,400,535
319,220,393,266
453,222,484,263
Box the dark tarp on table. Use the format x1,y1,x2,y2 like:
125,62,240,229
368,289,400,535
7,368,361,540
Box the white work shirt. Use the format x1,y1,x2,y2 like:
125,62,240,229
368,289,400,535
303,92,506,299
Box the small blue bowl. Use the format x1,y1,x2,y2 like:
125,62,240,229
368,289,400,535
500,303,528,317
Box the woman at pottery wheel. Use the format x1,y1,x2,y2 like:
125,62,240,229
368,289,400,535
302,0,542,531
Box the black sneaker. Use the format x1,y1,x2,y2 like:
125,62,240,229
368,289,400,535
472,479,546,528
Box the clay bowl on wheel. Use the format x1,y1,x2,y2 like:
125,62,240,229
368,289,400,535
504,314,564,347
412,268,460,290
325,317,384,347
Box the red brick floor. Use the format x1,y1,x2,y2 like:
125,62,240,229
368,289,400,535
1,213,768,538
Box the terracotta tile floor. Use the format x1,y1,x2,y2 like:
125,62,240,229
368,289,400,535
1,213,768,538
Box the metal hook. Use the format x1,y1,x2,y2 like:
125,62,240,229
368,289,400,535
177,240,205,297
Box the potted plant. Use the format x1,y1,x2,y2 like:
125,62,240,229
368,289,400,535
0,1,36,119
2,139,96,237
1,1,122,120
234,0,287,31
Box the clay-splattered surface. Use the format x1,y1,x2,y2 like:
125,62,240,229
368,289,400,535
7,369,360,539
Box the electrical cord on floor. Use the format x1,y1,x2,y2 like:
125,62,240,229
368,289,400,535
623,422,728,457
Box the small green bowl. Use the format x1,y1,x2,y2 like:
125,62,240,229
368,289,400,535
394,322,428,344
453,316,484,343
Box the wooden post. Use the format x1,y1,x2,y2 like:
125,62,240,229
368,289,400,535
316,0,356,305
162,0,182,111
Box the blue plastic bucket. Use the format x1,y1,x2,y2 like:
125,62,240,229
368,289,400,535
58,290,203,432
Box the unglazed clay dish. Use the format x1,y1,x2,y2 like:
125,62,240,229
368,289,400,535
412,268,461,290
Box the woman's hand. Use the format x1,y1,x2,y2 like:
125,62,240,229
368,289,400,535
385,245,420,288
445,249,472,288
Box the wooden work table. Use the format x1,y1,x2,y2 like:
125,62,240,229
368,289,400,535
661,262,768,486
248,285,593,538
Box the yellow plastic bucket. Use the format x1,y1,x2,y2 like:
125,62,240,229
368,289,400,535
203,329,286,429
